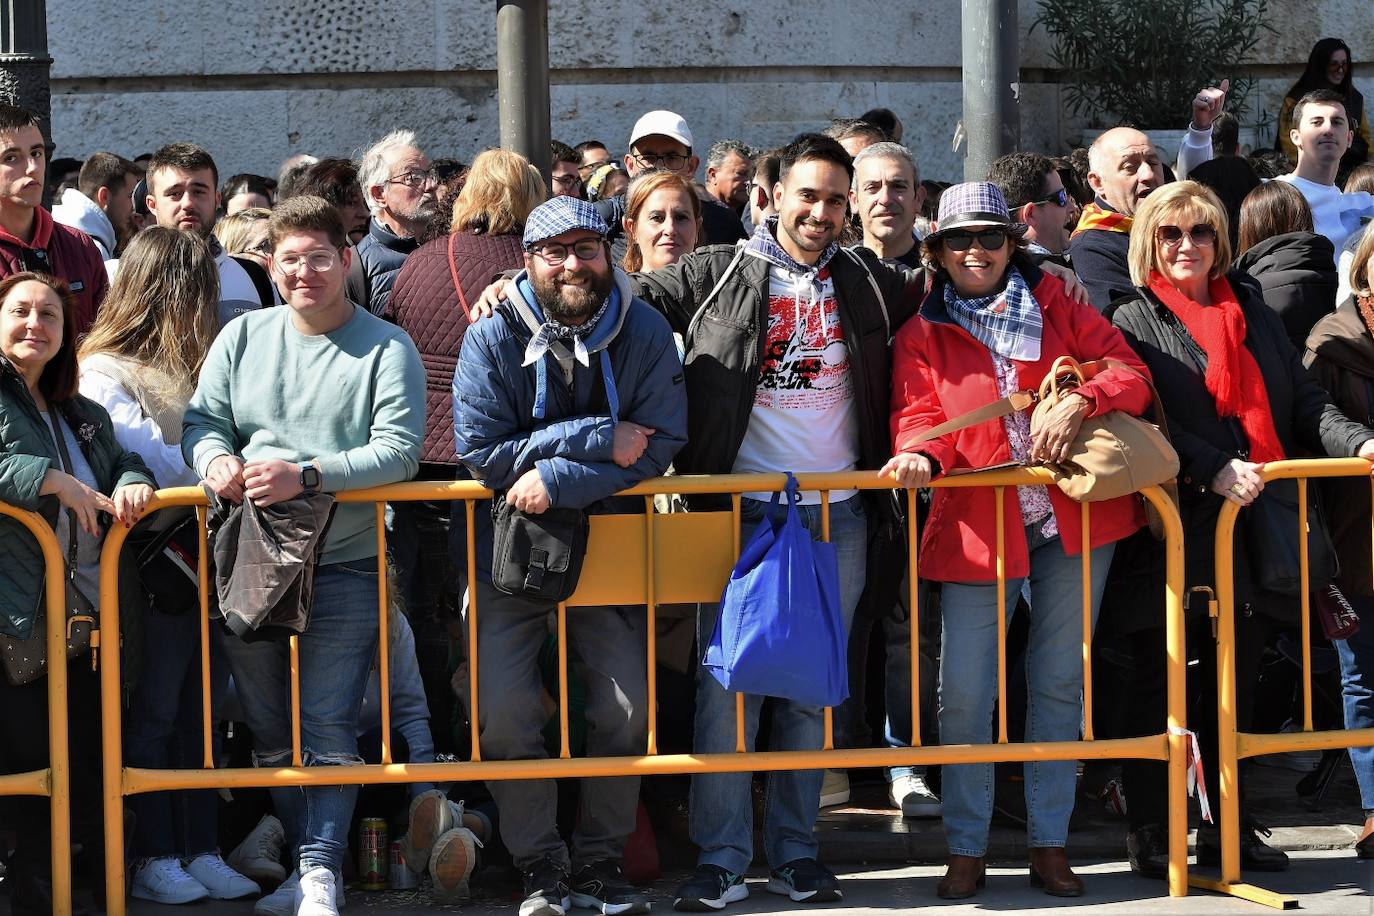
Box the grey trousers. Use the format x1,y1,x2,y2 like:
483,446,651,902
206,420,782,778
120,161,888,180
471,579,648,870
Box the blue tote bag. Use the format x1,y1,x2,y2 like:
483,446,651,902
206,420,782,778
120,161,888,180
703,473,848,707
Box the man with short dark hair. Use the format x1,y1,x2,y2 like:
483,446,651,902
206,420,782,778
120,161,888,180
355,129,439,317
575,140,612,181
454,196,686,916
183,195,424,916
52,151,138,266
0,103,109,334
1187,112,1262,249
704,139,755,217
859,107,903,142
825,118,886,158
144,142,274,323
596,110,746,262
987,151,1074,262
745,148,782,235
550,140,584,199
1278,90,1374,255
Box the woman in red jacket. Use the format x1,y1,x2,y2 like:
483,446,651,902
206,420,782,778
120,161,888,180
882,182,1153,900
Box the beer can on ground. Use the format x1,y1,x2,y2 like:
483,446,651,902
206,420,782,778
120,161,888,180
358,817,388,890
389,839,419,890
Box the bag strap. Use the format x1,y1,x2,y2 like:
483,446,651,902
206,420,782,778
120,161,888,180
447,232,472,315
44,408,83,578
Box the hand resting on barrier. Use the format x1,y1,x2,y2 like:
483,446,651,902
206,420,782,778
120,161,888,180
880,451,935,488
507,468,551,514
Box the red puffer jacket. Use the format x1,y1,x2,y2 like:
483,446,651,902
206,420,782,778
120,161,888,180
890,269,1153,582
391,230,524,468
0,206,108,335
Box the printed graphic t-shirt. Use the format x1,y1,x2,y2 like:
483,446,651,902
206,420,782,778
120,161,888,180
731,262,860,503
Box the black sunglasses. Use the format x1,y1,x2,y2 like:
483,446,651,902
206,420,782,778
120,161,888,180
1032,188,1070,208
1156,223,1217,247
942,228,1009,252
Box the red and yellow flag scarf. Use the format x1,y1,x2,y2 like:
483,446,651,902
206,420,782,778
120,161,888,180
1071,201,1132,239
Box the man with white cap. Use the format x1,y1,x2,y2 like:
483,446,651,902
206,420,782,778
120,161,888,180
452,195,687,916
595,109,747,264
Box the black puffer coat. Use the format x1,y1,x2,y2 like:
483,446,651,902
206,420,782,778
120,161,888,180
1235,231,1337,351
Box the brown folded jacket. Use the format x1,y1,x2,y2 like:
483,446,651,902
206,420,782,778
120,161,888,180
205,485,336,640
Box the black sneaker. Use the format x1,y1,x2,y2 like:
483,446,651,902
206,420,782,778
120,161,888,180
1127,823,1169,879
673,864,747,911
570,860,650,915
520,855,571,916
766,858,841,903
1196,819,1290,872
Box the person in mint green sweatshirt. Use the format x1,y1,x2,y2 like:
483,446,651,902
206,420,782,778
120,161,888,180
181,195,424,916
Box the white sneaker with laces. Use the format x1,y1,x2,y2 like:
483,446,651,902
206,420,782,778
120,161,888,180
185,853,260,900
227,814,287,886
295,865,340,916
254,871,300,916
405,790,459,873
820,769,850,808
131,856,210,905
889,773,942,817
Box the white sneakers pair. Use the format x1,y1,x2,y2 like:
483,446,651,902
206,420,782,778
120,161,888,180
254,867,347,916
131,854,258,904
404,789,483,902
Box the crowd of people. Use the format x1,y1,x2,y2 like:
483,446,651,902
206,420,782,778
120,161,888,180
0,34,1373,916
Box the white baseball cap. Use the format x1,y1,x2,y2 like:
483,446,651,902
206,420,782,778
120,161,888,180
629,110,693,150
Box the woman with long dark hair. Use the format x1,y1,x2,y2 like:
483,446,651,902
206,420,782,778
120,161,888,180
1279,38,1371,175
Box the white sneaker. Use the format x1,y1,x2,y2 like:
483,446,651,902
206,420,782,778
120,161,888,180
294,866,339,916
889,773,942,818
131,856,210,905
404,790,459,873
820,769,850,808
185,853,260,900
429,825,482,903
227,814,287,886
254,871,300,916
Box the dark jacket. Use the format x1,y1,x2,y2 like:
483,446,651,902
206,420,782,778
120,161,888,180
392,230,524,468
628,242,924,503
1104,272,1373,629
206,489,336,639
356,217,419,319
0,206,109,336
1235,231,1338,351
1070,200,1132,312
1187,157,1262,251
0,358,154,693
597,193,746,267
1304,300,1374,597
453,268,688,580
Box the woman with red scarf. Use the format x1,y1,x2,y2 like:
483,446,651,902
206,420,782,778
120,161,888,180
1105,181,1374,877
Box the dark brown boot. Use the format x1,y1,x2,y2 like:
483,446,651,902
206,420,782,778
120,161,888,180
1029,847,1084,897
1357,816,1374,859
936,855,985,899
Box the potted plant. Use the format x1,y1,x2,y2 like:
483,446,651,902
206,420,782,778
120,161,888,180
1033,0,1275,156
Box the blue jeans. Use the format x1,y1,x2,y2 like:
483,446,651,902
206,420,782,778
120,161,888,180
216,558,380,873
1338,595,1374,812
125,604,229,858
885,571,941,781
689,494,866,873
939,525,1113,856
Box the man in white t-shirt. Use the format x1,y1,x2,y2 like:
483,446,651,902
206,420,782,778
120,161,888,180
1278,90,1374,257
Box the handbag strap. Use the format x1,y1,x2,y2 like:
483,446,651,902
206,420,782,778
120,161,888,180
447,232,472,315
44,407,83,576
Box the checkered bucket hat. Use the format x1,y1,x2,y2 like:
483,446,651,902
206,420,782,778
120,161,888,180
929,181,1028,239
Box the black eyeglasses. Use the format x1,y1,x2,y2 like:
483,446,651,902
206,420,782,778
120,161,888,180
1032,188,1070,208
384,168,438,190
1156,223,1216,248
551,174,582,188
942,228,1009,252
632,151,689,170
530,238,606,265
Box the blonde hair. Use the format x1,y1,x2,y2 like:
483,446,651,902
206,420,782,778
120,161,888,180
79,227,219,401
1352,228,1374,298
450,149,546,235
621,170,702,272
214,207,272,255
1128,181,1233,287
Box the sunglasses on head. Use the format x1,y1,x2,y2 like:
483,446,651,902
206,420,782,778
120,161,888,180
942,228,1009,252
1156,223,1217,247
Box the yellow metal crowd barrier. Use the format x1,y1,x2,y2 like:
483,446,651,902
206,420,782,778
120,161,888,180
0,503,76,916
87,470,1187,915
1203,457,1374,910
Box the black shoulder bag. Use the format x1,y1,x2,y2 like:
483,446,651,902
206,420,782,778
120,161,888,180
490,496,589,602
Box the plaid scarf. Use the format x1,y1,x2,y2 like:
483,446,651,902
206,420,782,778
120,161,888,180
941,266,1042,362
1071,200,1132,239
745,217,839,282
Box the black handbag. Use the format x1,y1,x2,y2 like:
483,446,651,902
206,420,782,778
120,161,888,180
0,409,97,685
133,512,202,615
490,496,589,602
1244,477,1339,597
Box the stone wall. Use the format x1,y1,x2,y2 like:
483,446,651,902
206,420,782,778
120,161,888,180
44,0,1373,183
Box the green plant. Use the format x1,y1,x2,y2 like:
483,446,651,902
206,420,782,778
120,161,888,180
1032,0,1274,128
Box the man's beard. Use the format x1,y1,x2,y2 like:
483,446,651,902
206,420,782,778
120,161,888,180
531,266,613,324
782,215,837,253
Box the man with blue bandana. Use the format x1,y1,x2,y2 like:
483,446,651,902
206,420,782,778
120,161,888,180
452,195,687,916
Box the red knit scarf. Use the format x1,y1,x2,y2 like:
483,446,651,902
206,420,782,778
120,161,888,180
1147,272,1285,462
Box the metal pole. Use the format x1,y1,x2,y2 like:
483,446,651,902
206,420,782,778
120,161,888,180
961,0,1019,180
496,0,551,183
0,0,51,139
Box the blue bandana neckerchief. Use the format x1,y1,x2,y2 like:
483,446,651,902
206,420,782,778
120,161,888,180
941,266,1043,362
745,218,840,289
515,277,621,422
